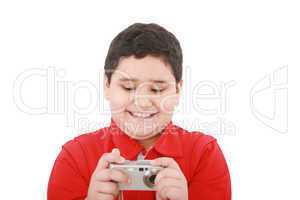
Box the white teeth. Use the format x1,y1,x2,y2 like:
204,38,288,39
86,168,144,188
132,112,151,118
130,112,155,118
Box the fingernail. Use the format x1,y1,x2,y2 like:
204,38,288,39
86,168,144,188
120,157,125,162
112,148,118,153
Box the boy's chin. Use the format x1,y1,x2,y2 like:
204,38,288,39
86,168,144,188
125,129,160,140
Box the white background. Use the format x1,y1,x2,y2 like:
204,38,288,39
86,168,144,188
0,0,299,199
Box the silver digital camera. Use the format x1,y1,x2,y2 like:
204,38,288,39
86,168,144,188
109,160,163,191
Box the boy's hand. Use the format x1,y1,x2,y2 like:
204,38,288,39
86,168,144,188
151,158,188,200
86,148,128,200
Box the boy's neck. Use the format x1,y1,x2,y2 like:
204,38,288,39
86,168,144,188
136,123,171,151
138,133,161,151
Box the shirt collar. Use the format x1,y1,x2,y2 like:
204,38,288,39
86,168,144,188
109,119,183,160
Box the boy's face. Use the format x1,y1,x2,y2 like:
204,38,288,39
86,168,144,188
104,55,182,141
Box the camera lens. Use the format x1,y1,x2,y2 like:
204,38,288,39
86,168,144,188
143,169,158,188
148,174,156,184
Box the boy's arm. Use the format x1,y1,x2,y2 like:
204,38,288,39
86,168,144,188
188,140,231,200
47,142,89,200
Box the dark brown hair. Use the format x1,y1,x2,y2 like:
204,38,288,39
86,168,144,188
104,23,183,84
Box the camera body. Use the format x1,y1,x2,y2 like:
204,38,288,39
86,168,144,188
109,160,163,191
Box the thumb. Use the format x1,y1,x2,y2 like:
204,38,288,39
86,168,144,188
156,192,163,200
111,148,120,157
95,148,125,170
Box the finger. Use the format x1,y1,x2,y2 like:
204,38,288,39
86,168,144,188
159,187,181,200
155,168,182,185
94,181,119,197
151,157,180,170
156,177,182,193
110,148,125,163
95,192,115,200
94,169,129,183
111,148,120,157
96,148,125,170
156,192,164,200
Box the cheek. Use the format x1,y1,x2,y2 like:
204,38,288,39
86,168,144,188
109,90,131,113
157,93,179,114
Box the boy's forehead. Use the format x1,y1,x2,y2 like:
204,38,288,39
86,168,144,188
113,72,175,85
113,55,175,83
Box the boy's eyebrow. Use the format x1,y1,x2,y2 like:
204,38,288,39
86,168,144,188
118,77,169,84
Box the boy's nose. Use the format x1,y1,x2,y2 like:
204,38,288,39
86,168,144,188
133,93,153,108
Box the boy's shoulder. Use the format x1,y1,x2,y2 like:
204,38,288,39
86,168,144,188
172,124,217,148
62,127,112,154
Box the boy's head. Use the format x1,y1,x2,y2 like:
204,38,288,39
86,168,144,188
104,23,183,141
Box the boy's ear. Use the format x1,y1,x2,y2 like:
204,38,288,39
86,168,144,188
176,80,183,94
103,74,110,100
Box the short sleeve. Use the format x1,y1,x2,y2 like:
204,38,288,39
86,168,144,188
188,139,231,200
47,141,89,200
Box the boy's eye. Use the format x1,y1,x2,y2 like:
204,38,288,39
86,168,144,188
121,84,166,93
151,88,166,94
151,88,164,93
122,86,135,91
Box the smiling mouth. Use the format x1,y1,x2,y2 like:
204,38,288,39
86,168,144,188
127,110,158,119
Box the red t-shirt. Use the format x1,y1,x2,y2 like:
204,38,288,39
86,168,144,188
48,120,231,200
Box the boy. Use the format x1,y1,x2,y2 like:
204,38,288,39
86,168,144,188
48,23,231,200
